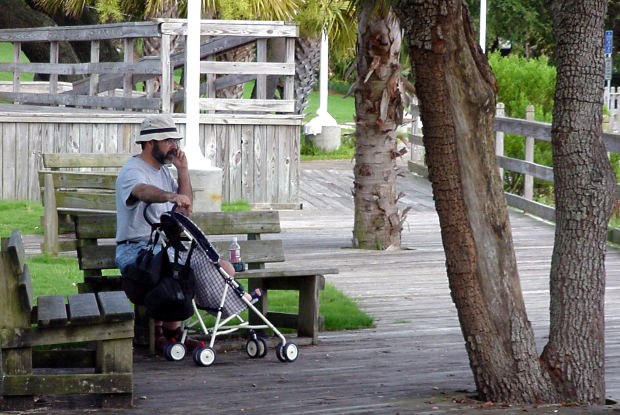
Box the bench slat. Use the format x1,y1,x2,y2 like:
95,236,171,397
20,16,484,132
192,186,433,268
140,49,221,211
192,211,281,234
37,295,68,327
68,293,101,324
239,267,338,279
38,171,118,191
18,264,34,313
42,152,132,169
1,373,133,396
74,213,120,239
74,212,282,239
210,239,285,263
97,291,134,322
77,239,286,271
78,245,118,270
7,230,26,276
55,191,117,211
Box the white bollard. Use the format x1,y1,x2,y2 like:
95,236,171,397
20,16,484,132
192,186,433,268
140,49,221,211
189,167,222,212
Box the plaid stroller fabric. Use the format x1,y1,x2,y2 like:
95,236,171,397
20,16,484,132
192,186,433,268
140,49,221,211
190,238,247,318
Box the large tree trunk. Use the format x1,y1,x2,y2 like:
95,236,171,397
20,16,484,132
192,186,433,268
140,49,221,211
541,0,616,404
26,0,120,63
353,1,405,250
394,0,560,402
1,0,81,81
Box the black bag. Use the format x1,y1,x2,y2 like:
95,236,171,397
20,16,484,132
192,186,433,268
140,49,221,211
121,231,163,305
144,243,196,322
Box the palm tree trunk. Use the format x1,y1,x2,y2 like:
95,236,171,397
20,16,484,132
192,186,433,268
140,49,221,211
353,1,405,250
295,36,321,114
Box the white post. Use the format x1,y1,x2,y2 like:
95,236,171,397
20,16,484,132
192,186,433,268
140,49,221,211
184,0,222,211
318,30,330,118
185,0,202,161
303,30,340,151
480,0,487,53
524,105,535,201
495,102,505,179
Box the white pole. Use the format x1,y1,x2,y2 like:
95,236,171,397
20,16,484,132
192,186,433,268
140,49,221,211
185,0,203,164
303,29,337,136
183,0,222,211
317,30,329,117
480,0,487,53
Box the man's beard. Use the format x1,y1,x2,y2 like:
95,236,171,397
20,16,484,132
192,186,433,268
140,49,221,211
151,145,175,165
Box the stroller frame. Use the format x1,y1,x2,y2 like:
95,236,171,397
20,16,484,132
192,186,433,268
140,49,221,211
153,207,299,366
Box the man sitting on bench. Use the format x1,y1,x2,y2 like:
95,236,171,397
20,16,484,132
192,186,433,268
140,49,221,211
114,114,196,352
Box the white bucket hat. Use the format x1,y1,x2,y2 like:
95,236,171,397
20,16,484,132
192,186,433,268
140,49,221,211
136,114,183,143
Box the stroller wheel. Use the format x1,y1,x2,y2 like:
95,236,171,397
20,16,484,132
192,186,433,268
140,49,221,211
246,339,261,358
282,342,299,362
257,337,268,358
164,342,186,361
193,346,216,367
276,342,298,363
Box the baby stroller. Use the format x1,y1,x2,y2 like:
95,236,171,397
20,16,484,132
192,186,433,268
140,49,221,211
151,206,299,366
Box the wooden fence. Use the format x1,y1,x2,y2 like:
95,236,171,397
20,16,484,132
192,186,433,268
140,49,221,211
0,20,302,208
407,101,620,244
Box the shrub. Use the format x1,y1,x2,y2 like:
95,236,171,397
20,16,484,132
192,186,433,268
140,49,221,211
489,52,556,121
490,52,557,199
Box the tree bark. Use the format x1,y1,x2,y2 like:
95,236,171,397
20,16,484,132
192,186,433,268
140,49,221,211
1,0,81,80
394,0,560,402
542,0,615,404
294,36,321,115
353,1,405,250
25,0,120,63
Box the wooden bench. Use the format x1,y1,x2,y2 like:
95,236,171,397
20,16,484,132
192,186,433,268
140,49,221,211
0,230,134,411
73,210,338,349
38,152,132,255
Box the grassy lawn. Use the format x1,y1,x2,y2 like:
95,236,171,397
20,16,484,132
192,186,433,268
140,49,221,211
0,200,374,331
304,89,356,125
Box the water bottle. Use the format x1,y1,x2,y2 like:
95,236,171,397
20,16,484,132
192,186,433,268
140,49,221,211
229,236,244,272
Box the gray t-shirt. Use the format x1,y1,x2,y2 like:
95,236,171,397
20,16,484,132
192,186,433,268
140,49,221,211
115,155,178,242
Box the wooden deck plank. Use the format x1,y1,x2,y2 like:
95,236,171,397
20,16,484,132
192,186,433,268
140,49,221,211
18,160,620,414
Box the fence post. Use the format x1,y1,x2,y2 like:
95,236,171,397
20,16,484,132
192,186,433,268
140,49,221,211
161,33,172,113
13,42,21,104
123,38,134,106
49,41,59,95
495,102,505,179
410,96,425,166
611,86,618,133
524,105,535,200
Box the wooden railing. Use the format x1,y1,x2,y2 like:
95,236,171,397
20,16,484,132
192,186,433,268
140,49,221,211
407,101,620,244
0,20,298,114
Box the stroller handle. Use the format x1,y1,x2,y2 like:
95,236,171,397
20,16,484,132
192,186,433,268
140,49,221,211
143,201,178,227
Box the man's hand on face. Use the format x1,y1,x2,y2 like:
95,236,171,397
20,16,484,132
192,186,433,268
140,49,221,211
170,148,189,171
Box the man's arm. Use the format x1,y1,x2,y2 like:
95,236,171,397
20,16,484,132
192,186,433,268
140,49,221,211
171,148,192,214
131,184,191,211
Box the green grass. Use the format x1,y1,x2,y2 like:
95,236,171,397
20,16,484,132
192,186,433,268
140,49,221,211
301,89,356,161
304,89,356,125
0,200,43,237
301,132,355,161
0,42,34,82
0,199,374,331
222,200,251,211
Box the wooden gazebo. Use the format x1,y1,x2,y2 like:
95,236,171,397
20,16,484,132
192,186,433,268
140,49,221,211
0,20,302,208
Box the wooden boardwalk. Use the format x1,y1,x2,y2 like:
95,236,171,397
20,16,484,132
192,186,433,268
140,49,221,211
23,160,620,414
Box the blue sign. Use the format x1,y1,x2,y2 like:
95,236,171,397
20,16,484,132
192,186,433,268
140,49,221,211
605,30,613,54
